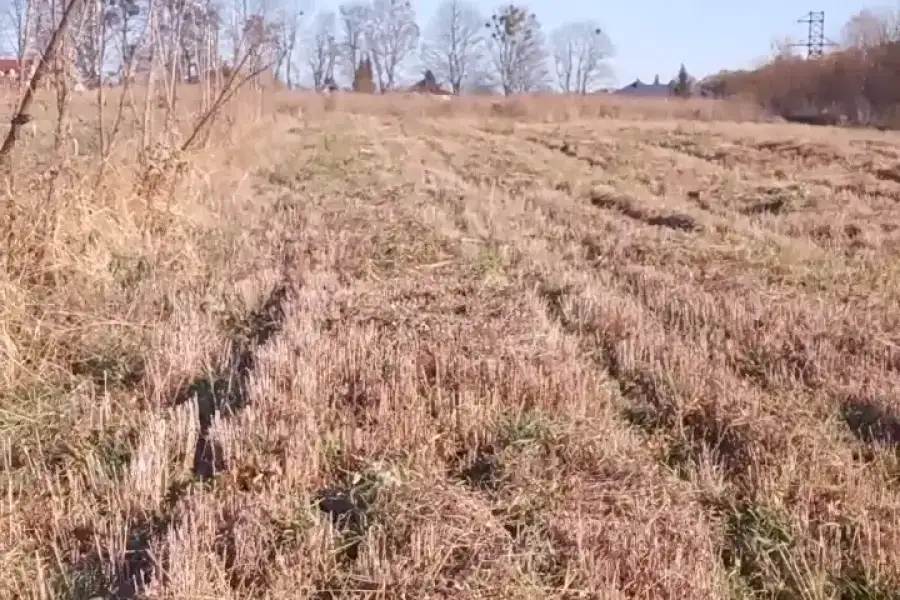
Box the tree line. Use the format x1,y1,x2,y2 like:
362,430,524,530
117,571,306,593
277,0,616,95
0,0,616,96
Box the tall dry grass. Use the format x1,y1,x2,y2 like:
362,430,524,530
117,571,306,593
0,89,755,390
296,90,767,123
0,84,295,596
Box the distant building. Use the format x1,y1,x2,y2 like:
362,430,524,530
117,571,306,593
614,74,673,97
0,58,34,86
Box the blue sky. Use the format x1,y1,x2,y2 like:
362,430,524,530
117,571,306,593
553,0,864,84
361,0,866,86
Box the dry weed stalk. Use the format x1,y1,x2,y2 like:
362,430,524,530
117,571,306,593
180,16,287,152
0,0,84,173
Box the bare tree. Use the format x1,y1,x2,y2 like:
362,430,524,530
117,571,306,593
154,0,208,126
3,0,32,84
307,9,336,89
551,20,612,94
419,0,485,94
842,8,899,51
364,0,417,92
225,0,242,68
486,4,549,95
69,0,142,89
337,1,368,83
770,35,798,60
274,6,302,87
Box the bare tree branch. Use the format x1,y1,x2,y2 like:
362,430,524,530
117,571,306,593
181,11,285,150
273,4,301,87
2,0,33,88
306,9,336,90
770,35,798,60
337,1,368,83
364,0,417,92
842,8,900,51
551,20,613,94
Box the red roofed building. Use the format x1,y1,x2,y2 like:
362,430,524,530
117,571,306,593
0,58,35,86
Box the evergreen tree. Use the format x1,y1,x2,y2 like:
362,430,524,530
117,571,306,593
353,55,376,93
672,63,692,98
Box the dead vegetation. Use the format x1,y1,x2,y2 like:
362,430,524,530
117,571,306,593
4,89,900,599
708,39,900,128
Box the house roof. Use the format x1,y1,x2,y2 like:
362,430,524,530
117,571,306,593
615,78,672,96
0,58,30,72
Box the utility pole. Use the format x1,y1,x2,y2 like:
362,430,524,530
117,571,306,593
790,11,838,59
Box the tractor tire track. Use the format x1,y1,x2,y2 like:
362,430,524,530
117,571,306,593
64,148,325,598
174,280,293,480
407,128,740,596
71,277,299,599
87,125,517,597
413,123,900,597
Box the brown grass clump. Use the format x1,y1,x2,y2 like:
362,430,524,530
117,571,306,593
4,90,900,599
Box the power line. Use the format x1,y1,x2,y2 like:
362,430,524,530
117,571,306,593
789,11,839,59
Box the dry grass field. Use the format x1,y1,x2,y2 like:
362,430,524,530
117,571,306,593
3,91,900,599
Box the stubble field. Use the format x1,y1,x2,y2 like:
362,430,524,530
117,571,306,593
3,93,900,599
